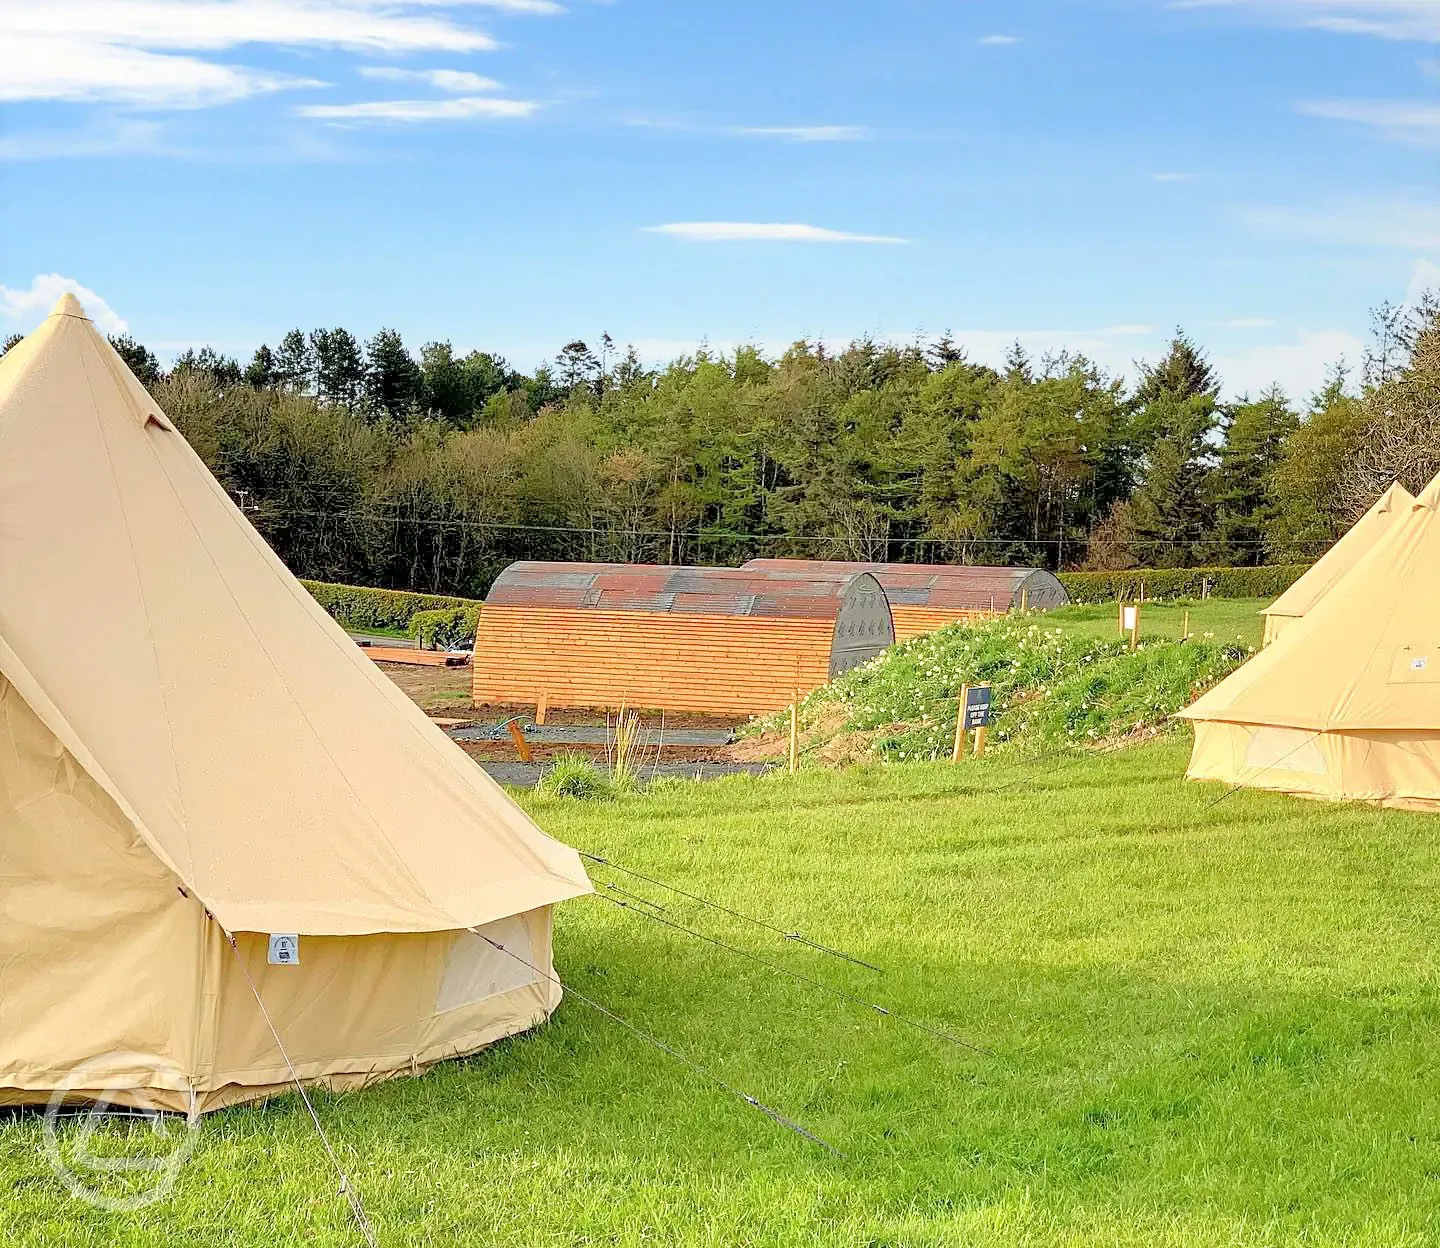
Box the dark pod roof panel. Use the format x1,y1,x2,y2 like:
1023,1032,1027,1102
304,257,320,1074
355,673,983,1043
741,559,1069,610
486,561,888,620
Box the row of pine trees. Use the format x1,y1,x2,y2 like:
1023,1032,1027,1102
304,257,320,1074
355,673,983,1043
9,299,1430,598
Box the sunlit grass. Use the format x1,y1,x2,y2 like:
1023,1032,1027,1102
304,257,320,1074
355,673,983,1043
5,741,1440,1245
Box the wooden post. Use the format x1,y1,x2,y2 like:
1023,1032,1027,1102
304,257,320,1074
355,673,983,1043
788,692,799,775
1118,598,1125,636
506,719,533,763
1139,580,1146,604
535,690,549,726
1182,609,1190,641
1020,588,1029,613
972,683,991,757
1129,602,1141,652
951,684,971,763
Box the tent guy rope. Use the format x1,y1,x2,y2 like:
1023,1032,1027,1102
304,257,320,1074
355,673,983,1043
579,851,882,972
224,933,381,1248
472,931,844,1158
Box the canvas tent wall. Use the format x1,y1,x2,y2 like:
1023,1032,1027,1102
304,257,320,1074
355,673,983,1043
1180,474,1440,811
471,562,895,716
1260,482,1413,646
743,559,1069,642
0,296,590,1112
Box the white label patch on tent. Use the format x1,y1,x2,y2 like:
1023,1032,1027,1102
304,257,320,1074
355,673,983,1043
1389,646,1440,684
267,934,300,966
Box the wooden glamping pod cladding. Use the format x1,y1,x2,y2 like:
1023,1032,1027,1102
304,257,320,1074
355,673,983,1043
743,559,1069,642
471,562,895,716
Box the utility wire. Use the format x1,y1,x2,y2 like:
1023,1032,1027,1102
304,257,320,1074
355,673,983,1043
472,932,843,1158
594,894,996,1059
223,933,380,1248
579,851,882,973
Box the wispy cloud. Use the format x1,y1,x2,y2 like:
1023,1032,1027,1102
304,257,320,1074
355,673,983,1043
1409,258,1440,304
1212,329,1365,400
0,274,127,335
1152,171,1197,182
0,0,556,109
977,34,1021,45
1175,1,1440,42
732,125,871,142
0,118,171,160
1217,317,1279,328
299,96,538,121
642,222,910,244
1240,198,1440,249
1298,97,1440,142
360,67,502,92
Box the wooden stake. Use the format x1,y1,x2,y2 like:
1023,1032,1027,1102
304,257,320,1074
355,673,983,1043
1118,598,1125,636
1182,609,1190,641
1129,602,1141,652
535,690,549,726
506,719,533,763
1020,588,1029,613
788,692,799,775
972,684,991,757
952,684,971,763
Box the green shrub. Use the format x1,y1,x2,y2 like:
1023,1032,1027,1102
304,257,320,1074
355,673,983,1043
301,579,482,633
754,614,1254,762
1057,565,1308,604
409,606,482,650
538,754,613,800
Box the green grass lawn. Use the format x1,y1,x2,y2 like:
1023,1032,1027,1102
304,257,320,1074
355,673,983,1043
1043,597,1268,648
7,741,1440,1246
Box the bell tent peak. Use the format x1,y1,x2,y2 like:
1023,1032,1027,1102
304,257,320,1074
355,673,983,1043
49,292,88,319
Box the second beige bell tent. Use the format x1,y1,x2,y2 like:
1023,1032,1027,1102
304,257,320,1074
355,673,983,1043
1180,475,1440,810
0,296,591,1113
1260,481,1413,645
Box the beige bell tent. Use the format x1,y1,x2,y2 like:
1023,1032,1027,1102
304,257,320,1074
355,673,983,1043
0,296,591,1113
1180,473,1440,810
1260,482,1413,645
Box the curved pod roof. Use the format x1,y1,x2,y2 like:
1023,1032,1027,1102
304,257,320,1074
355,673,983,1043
741,559,1069,610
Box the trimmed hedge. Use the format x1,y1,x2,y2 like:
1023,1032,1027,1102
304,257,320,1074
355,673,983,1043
408,606,482,651
1057,565,1309,604
301,579,482,633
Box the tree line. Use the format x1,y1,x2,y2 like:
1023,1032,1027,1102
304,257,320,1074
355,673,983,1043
7,302,1435,598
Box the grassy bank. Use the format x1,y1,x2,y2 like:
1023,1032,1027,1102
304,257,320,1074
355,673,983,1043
6,744,1440,1245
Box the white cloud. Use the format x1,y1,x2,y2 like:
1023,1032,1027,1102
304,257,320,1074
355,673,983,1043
1408,258,1440,304
732,126,871,142
1298,98,1440,145
1211,329,1365,400
1300,99,1440,129
0,1,527,109
977,34,1021,45
1152,171,1196,182
643,222,910,244
1240,198,1440,249
299,95,538,120
0,274,127,335
0,118,170,160
359,67,502,92
1175,1,1440,41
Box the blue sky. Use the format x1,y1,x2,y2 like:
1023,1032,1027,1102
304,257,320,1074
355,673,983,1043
0,0,1435,399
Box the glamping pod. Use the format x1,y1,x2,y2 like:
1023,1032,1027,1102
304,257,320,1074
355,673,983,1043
1180,475,1440,811
1260,482,1412,645
471,562,895,716
0,296,590,1112
743,559,1069,642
